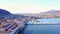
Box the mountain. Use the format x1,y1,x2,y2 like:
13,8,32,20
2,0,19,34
0,9,12,19
40,10,60,15
39,10,60,18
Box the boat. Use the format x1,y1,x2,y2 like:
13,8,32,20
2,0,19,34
0,9,28,34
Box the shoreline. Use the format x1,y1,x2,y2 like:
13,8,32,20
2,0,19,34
27,24,60,25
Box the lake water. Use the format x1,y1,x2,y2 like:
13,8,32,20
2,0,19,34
22,18,60,34
23,25,60,34
37,18,60,24
28,18,60,24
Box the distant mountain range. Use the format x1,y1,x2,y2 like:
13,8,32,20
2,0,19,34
0,9,60,19
40,10,60,15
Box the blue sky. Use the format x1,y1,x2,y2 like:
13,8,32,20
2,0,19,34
0,0,60,13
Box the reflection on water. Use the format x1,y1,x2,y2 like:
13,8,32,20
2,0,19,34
19,18,60,34
37,18,60,24
28,18,60,24
21,25,60,34
23,28,33,34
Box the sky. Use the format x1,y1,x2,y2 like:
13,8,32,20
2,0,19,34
0,0,60,13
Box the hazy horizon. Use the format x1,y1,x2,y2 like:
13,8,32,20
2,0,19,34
0,0,60,13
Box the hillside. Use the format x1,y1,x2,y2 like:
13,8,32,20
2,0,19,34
40,10,60,15
0,9,12,20
17,10,60,18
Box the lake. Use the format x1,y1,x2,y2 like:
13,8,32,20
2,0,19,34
23,25,60,34
28,18,60,24
37,18,60,24
22,18,60,34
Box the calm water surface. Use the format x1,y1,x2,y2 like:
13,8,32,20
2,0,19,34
22,18,60,34
23,25,60,34
37,18,60,24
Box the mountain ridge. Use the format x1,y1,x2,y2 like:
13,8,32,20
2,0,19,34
40,10,60,15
